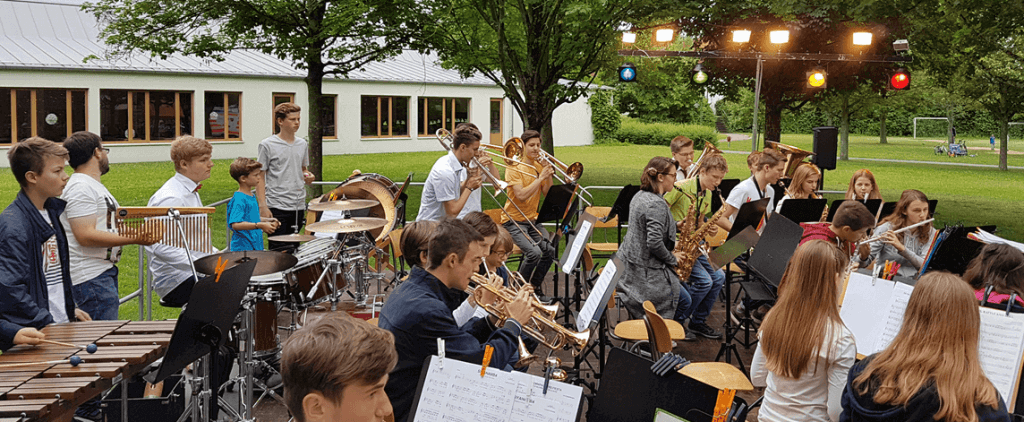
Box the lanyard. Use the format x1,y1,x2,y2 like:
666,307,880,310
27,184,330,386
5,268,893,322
751,175,766,199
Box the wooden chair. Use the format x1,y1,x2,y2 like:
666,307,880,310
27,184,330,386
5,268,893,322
611,300,686,357
584,206,620,259
387,227,408,283
642,300,675,361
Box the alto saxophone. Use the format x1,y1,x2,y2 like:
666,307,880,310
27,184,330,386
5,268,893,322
672,189,728,280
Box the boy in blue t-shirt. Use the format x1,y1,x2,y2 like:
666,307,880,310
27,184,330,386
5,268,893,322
228,157,279,251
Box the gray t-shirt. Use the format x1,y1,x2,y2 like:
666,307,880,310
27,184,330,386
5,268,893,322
257,134,310,210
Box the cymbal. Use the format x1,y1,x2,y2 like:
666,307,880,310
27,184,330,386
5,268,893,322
308,198,379,212
267,233,317,242
306,217,388,234
195,251,298,277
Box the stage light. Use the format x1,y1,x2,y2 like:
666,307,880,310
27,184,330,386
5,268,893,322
853,32,873,46
655,28,674,43
889,68,910,90
619,62,638,83
691,63,708,84
806,69,826,89
732,30,751,43
622,32,637,44
769,30,790,44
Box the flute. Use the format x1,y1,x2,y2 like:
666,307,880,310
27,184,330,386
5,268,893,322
861,218,935,244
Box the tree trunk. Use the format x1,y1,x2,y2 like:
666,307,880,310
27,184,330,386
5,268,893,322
998,115,1009,171
763,89,783,146
879,104,888,144
305,62,326,197
840,94,850,160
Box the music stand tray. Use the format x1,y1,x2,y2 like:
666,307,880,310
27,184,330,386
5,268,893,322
827,199,882,222
560,211,598,274
727,198,770,240
924,225,996,276
537,183,579,225
147,260,256,384
777,198,827,224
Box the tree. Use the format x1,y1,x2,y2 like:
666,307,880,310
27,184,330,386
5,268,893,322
414,0,659,153
85,0,421,188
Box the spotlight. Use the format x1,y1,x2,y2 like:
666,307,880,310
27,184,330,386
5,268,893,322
655,28,675,43
622,32,637,44
732,30,751,43
619,62,638,83
806,69,827,89
852,32,872,46
769,30,790,44
893,39,910,52
691,63,708,84
889,68,911,90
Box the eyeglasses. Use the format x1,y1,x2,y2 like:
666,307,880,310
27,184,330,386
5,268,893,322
491,250,511,257
100,148,111,154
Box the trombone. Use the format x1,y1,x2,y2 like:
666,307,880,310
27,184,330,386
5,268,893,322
685,142,723,179
434,128,545,248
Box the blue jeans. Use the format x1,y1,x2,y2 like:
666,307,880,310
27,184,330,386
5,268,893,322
674,255,725,325
72,266,120,321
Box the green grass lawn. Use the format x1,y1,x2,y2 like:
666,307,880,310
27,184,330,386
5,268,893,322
719,134,1024,168
1,141,1020,320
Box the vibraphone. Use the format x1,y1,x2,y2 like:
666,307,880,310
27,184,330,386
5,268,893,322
0,320,176,422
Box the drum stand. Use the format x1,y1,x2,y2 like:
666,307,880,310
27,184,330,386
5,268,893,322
220,293,288,421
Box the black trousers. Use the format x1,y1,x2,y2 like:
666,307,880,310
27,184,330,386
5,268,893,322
267,207,305,253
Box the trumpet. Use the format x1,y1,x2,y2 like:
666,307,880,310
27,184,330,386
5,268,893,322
469,273,590,356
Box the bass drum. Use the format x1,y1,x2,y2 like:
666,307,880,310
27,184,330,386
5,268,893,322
312,172,402,243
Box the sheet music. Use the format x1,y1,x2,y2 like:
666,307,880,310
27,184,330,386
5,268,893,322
561,219,594,274
577,259,617,332
873,282,913,353
414,356,583,422
978,307,1024,408
973,230,1024,254
839,273,893,355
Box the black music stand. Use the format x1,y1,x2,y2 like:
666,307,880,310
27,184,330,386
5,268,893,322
605,184,640,226
589,348,729,422
538,183,580,227
827,199,882,222
708,226,759,270
921,225,996,276
146,260,256,422
726,198,770,240
777,198,827,224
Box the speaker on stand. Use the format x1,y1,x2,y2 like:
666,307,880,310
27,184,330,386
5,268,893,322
812,126,838,186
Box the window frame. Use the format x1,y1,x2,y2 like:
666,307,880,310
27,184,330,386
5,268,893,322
99,89,194,143
417,97,471,137
204,91,242,141
272,92,295,134
360,95,410,139
2,88,88,143
321,94,338,140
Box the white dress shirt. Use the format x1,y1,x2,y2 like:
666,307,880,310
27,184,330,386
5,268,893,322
145,173,213,297
416,151,481,221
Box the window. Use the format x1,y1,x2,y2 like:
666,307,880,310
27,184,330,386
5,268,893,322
360,96,409,138
100,90,192,142
1,88,87,144
272,93,294,133
418,97,470,136
321,95,337,139
205,92,241,140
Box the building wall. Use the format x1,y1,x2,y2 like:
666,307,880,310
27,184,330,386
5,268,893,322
0,69,594,167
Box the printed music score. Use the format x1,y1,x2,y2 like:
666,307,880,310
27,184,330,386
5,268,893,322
561,218,594,274
977,307,1024,408
413,356,583,422
839,272,913,355
577,258,618,332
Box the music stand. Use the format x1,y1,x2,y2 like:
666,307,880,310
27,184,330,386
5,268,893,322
146,260,256,422
827,199,882,222
922,225,996,276
726,198,770,240
777,198,827,224
708,226,759,270
746,215,803,288
560,212,598,275
605,184,640,224
589,348,724,422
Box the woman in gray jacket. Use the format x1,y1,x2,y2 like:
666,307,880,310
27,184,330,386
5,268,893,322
617,156,690,320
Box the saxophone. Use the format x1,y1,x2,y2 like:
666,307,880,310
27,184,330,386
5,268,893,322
673,189,728,280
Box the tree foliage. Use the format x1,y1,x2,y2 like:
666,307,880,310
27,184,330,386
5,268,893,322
414,0,660,152
85,0,421,185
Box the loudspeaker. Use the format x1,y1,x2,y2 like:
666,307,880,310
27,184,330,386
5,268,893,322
812,126,838,170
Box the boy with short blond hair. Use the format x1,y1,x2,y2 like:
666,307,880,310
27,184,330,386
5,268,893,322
282,313,398,422
1,137,83,352
228,157,279,251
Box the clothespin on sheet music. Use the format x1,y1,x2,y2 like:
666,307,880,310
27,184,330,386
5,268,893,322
480,345,494,377
870,262,878,286
214,257,228,283
437,338,445,370
1007,294,1019,316
982,285,995,306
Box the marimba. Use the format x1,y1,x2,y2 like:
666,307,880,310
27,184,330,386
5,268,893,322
0,320,175,422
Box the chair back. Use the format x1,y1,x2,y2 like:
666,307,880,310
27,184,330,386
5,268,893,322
642,300,673,360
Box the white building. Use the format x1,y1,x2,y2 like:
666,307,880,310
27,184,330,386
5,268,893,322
0,0,594,167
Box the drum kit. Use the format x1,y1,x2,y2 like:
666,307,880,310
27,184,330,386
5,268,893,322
194,176,400,421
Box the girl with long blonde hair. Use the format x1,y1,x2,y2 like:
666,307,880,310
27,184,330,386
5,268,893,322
845,169,882,201
750,240,856,422
775,163,822,213
841,272,1009,422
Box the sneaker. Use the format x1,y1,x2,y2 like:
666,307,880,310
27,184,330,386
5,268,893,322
688,321,723,339
751,304,772,325
730,303,749,326
682,328,697,342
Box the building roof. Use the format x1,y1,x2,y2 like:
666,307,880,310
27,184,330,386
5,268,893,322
0,0,498,86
